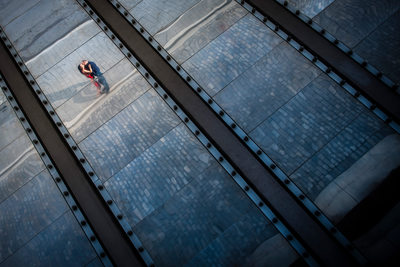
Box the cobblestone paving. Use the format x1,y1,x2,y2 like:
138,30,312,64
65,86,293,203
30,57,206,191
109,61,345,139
287,0,334,18
183,14,282,96
291,110,394,200
133,161,280,266
80,89,180,181
215,42,320,132
250,73,364,174
1,211,97,267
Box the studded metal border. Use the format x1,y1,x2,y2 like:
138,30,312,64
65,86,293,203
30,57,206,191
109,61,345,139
0,74,112,267
76,0,319,265
274,0,400,95
105,0,373,264
0,26,153,267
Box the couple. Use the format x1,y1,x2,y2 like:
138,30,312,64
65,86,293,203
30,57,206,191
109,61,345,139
78,60,109,95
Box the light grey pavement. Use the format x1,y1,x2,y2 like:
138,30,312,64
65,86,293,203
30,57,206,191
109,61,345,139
0,0,298,265
0,90,100,267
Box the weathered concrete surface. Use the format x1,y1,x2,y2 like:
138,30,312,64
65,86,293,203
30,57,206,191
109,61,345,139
244,234,298,267
26,20,101,78
2,0,89,61
316,134,400,223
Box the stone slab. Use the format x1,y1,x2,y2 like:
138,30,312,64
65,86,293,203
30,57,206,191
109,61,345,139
287,0,334,18
0,134,44,203
133,161,265,266
0,170,68,262
0,0,40,27
26,20,101,78
154,0,247,64
215,42,320,133
249,73,362,174
1,211,98,267
243,234,298,267
105,123,214,226
130,0,201,35
57,58,150,143
354,10,400,85
186,209,279,266
183,14,282,96
3,0,89,61
79,89,180,181
0,102,25,151
291,110,393,200
36,32,124,108
314,0,400,47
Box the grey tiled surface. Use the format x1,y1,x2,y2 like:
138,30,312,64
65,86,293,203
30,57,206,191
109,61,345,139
0,170,68,262
185,208,278,266
80,89,180,181
26,20,101,78
0,134,44,203
105,123,214,226
314,0,400,47
291,110,394,200
1,211,98,267
354,10,400,85
250,73,363,174
0,102,25,151
57,58,150,143
2,0,88,61
215,42,321,132
85,257,104,267
0,0,40,26
133,161,282,266
287,0,334,18
130,0,201,35
154,0,247,64
36,31,124,108
183,14,282,96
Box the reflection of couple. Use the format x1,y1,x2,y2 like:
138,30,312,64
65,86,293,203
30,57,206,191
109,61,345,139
78,60,109,95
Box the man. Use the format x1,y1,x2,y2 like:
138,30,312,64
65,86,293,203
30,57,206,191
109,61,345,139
78,60,108,95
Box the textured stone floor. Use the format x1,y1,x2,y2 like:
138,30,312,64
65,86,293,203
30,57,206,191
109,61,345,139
0,0,298,265
0,90,100,267
287,0,400,85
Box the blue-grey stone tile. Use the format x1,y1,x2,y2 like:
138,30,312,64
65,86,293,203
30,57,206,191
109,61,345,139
118,0,142,11
3,0,89,61
0,91,5,107
183,14,282,96
354,10,400,85
105,123,214,226
133,161,266,266
26,20,102,78
80,89,180,181
314,0,400,47
154,0,247,64
186,208,278,266
287,0,334,18
291,110,393,200
57,58,151,143
215,42,321,132
250,73,363,174
36,32,125,108
1,211,97,267
0,170,68,262
0,102,25,151
0,134,44,203
131,0,201,35
0,0,40,26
